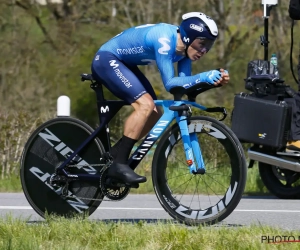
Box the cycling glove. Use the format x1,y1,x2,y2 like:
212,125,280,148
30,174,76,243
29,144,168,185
198,70,222,85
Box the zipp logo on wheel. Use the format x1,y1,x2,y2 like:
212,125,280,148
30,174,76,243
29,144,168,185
29,166,89,213
174,182,238,219
38,128,96,174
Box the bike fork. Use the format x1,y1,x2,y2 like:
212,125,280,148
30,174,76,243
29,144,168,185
176,116,206,174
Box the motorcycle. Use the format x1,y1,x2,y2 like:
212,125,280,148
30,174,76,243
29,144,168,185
231,0,300,199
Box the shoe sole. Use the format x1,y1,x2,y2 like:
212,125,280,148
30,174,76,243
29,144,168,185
107,173,147,184
106,177,143,189
285,147,300,153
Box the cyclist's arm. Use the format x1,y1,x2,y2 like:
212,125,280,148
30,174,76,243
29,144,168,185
147,26,222,92
177,57,192,77
154,44,221,91
157,55,222,91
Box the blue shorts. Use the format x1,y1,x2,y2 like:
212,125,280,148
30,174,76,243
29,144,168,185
91,51,157,104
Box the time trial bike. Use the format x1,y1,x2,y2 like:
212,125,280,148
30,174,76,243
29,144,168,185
20,73,247,226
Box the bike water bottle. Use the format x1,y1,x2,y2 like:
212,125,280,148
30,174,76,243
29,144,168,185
270,53,280,77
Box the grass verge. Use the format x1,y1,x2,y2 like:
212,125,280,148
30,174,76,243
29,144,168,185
0,215,299,250
0,175,22,193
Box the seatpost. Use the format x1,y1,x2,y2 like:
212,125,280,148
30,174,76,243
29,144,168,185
90,79,108,125
90,80,111,151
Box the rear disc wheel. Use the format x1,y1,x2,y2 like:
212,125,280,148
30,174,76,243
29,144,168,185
20,117,105,218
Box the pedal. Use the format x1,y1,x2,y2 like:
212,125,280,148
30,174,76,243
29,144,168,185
126,183,139,189
100,169,131,201
106,178,139,189
105,178,125,188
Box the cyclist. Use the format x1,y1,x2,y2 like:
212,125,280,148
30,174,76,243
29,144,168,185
91,12,230,186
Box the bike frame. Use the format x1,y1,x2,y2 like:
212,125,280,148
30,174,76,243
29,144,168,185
56,80,209,180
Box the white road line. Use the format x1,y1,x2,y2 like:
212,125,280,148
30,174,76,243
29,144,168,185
0,206,164,210
235,209,300,213
0,206,32,210
0,206,300,213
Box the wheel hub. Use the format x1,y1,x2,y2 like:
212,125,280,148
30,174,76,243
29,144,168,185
192,168,206,175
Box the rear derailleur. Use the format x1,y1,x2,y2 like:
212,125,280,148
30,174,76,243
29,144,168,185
48,173,69,197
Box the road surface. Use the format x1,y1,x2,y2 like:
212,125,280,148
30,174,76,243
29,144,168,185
0,193,299,230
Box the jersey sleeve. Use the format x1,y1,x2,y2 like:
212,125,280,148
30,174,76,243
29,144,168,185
178,57,192,77
146,26,207,92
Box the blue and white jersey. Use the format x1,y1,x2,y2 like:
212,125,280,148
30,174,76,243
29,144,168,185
98,23,201,91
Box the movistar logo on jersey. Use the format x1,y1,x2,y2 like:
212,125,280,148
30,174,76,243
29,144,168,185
158,38,171,55
109,60,119,69
113,69,132,88
116,46,145,55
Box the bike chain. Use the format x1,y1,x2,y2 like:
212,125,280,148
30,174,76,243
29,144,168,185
64,162,130,202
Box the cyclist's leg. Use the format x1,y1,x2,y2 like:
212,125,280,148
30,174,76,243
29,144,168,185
109,108,161,159
109,66,162,158
92,51,155,140
125,93,156,139
129,65,163,140
91,51,150,184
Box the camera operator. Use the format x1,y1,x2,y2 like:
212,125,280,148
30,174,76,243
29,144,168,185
286,0,300,152
289,0,300,20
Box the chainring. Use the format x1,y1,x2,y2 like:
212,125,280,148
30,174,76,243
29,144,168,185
99,166,131,201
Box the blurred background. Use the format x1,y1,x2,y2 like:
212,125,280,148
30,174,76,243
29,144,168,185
0,0,298,187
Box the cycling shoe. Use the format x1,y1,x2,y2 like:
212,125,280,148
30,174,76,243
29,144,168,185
286,141,300,153
107,162,147,185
